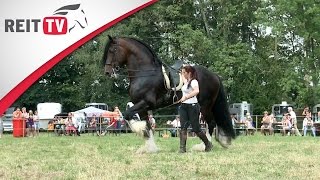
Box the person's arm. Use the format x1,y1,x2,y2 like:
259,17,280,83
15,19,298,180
179,80,199,102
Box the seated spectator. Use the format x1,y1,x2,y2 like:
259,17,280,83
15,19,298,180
303,111,316,137
48,120,54,131
231,113,239,127
260,111,271,135
167,115,181,137
281,113,292,136
88,115,97,135
65,113,77,136
244,113,255,135
105,117,118,136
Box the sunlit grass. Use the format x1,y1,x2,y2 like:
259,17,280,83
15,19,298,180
0,133,319,179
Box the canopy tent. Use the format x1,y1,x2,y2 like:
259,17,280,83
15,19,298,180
75,106,107,117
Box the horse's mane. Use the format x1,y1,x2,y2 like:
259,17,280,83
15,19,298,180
126,37,162,66
102,36,162,66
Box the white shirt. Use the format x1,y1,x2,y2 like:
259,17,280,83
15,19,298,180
170,119,181,128
181,79,198,104
289,111,296,120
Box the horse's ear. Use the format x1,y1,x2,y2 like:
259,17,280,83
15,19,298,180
108,35,113,42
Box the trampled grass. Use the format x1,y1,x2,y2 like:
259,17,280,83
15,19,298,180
0,132,319,180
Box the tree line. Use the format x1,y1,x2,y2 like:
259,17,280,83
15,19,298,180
15,0,320,115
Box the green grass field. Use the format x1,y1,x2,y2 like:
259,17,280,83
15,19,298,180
0,132,319,180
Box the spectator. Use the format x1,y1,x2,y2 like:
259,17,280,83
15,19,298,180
114,106,123,134
303,111,316,137
288,107,301,136
244,113,255,135
167,115,181,137
48,120,54,132
113,106,123,120
302,106,310,116
281,113,292,136
26,110,35,137
65,113,77,136
231,113,238,127
21,107,29,136
88,115,97,135
13,107,22,118
33,110,40,136
260,111,271,135
106,117,118,136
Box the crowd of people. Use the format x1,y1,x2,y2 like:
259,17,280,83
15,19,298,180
232,107,320,137
8,107,40,137
48,106,125,136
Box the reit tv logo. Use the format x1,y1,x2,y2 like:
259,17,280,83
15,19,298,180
4,4,88,35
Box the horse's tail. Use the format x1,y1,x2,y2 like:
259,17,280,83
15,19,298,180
212,77,236,139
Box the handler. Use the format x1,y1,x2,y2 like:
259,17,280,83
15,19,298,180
178,65,212,153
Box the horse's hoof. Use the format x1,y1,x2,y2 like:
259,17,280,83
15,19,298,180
215,128,232,148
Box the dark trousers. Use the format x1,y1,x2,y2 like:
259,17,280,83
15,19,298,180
179,103,201,133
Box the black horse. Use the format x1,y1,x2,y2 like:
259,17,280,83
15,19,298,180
102,36,235,148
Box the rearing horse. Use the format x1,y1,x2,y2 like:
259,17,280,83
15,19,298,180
103,36,235,149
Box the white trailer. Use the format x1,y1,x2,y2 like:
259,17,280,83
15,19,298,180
37,102,62,129
229,101,253,121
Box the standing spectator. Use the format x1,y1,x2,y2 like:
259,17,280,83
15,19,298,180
167,115,181,137
33,110,40,136
21,107,29,136
13,107,22,118
288,107,301,136
302,106,310,116
113,106,123,120
26,110,35,137
114,106,123,134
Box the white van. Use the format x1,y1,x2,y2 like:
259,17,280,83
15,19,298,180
37,103,62,129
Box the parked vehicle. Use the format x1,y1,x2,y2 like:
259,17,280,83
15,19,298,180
85,103,108,111
229,101,253,121
37,103,62,129
2,107,15,132
272,101,293,121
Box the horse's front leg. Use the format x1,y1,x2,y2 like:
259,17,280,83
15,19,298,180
123,100,159,154
123,100,152,137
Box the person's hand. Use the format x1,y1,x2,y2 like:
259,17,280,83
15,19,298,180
178,96,187,103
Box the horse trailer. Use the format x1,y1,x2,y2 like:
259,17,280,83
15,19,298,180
272,101,293,121
229,101,253,121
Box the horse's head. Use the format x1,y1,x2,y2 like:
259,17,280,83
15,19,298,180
103,36,128,78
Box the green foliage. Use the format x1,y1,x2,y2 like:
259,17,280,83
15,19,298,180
14,0,320,114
